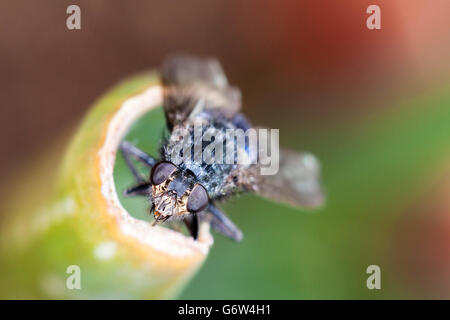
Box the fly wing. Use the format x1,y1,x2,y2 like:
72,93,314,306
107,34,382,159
238,148,325,209
162,54,229,89
161,55,241,129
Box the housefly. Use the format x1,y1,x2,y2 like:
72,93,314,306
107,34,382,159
120,55,324,241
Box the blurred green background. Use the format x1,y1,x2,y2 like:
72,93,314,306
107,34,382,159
2,0,450,299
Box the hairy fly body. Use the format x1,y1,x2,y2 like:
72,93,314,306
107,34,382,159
120,55,324,241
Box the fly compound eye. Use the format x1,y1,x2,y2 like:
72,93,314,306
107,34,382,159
187,184,209,213
150,161,177,185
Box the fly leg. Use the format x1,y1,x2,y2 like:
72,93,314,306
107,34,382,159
123,182,151,197
119,141,156,197
208,204,243,242
183,213,199,240
120,141,156,171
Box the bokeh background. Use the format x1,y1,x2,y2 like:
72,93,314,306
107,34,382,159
1,0,450,299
